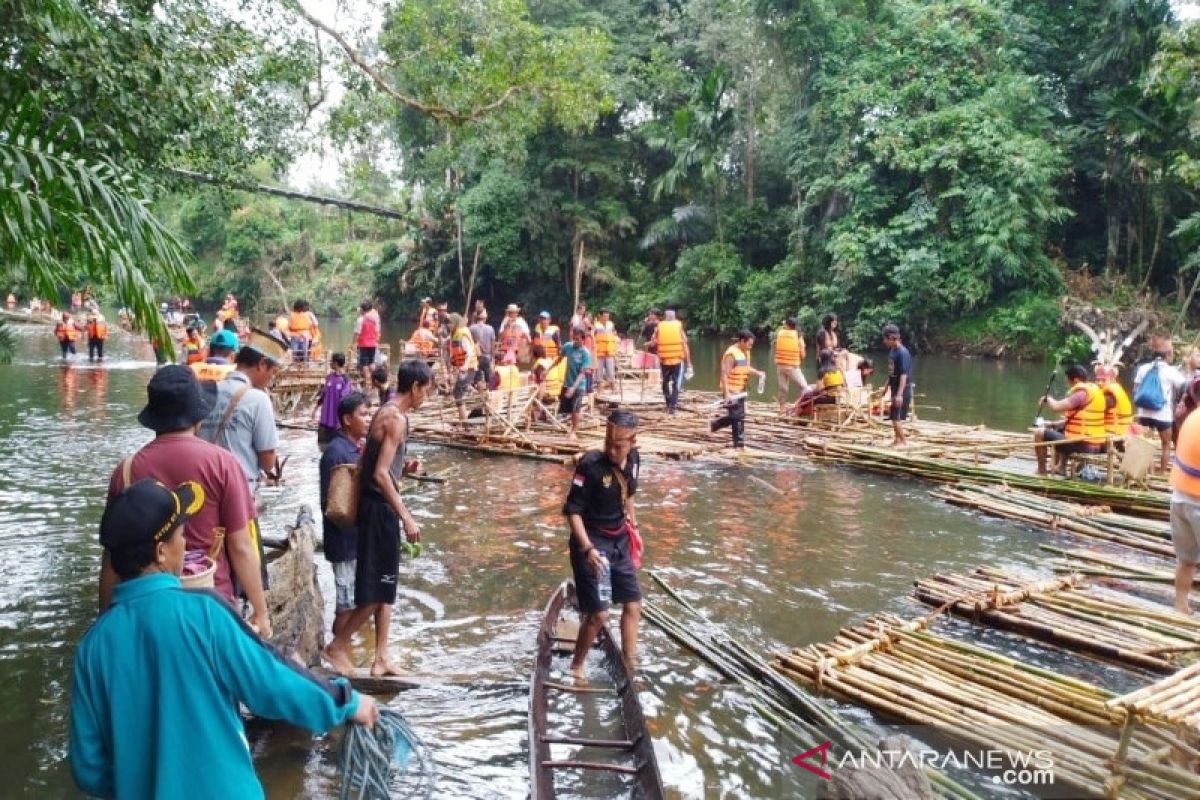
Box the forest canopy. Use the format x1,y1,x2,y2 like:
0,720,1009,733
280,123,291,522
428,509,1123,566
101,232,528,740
5,0,1200,353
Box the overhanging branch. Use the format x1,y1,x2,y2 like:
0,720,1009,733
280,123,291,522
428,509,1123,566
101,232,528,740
167,168,407,221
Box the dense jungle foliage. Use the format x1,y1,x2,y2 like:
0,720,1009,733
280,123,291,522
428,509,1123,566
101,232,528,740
5,0,1200,354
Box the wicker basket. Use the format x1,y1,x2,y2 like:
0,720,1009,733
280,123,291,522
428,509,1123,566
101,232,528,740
180,554,216,589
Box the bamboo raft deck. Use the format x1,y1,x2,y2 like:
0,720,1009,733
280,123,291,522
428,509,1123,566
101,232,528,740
911,568,1200,673
773,613,1200,799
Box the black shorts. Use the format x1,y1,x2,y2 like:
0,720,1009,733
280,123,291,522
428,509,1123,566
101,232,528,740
357,347,377,370
558,390,584,415
888,391,912,421
1137,416,1173,433
570,533,641,614
355,493,400,607
1040,426,1101,455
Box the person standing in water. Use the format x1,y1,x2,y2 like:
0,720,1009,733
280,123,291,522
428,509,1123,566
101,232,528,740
323,360,430,678
565,409,643,679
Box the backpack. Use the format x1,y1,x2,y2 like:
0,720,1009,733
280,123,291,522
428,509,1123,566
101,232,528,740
1133,363,1166,411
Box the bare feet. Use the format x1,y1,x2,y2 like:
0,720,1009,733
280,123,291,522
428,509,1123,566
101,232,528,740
568,663,588,685
370,658,406,678
322,643,355,676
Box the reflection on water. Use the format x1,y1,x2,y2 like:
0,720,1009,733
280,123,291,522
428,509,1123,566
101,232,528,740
0,321,1075,797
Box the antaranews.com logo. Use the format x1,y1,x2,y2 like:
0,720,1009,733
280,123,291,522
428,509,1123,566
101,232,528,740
792,741,1055,790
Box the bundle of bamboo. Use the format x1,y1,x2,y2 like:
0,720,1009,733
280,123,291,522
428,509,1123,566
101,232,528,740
912,567,1200,672
934,482,1173,555
773,614,1200,799
644,574,982,800
1109,661,1200,732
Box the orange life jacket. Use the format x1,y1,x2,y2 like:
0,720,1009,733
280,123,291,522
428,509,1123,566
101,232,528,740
86,321,108,340
1063,382,1107,446
1172,409,1200,497
655,320,685,366
55,322,78,343
594,321,618,357
183,337,205,365
191,361,234,383
408,328,436,357
533,324,560,360
449,328,476,368
500,323,523,353
288,311,313,338
774,327,802,367
723,344,751,393
1102,381,1133,438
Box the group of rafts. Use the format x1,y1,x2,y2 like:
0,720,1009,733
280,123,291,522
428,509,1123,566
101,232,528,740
268,311,1200,797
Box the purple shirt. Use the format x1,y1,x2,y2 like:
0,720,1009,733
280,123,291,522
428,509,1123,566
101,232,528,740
317,372,352,428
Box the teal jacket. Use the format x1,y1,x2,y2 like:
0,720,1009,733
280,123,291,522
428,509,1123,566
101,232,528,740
69,573,360,799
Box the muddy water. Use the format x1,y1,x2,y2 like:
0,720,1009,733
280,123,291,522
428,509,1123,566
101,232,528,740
0,319,1076,797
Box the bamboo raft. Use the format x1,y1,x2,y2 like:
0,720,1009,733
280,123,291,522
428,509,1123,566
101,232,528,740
911,568,1200,673
934,482,1173,554
773,613,1200,799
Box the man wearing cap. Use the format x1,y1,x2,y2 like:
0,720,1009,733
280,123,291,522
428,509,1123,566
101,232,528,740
191,328,238,383
72,479,377,799
883,323,913,447
419,297,438,331
773,317,807,413
98,366,270,636
199,328,284,490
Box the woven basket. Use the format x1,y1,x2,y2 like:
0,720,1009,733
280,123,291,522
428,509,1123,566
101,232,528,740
180,554,216,589
325,463,360,528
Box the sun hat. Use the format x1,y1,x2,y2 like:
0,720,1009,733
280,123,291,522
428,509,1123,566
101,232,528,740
136,366,217,434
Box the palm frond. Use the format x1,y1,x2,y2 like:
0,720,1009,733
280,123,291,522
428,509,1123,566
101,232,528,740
0,96,195,355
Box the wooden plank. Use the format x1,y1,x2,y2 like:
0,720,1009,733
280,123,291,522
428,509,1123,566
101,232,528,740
541,733,637,749
541,759,640,775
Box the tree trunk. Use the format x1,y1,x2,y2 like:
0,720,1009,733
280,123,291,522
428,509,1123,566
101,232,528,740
1105,145,1122,276
744,56,758,203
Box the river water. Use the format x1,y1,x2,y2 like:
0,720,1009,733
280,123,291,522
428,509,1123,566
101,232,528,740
0,318,1085,798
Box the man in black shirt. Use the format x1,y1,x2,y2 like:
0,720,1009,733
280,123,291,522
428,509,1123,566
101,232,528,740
883,323,913,447
563,409,642,680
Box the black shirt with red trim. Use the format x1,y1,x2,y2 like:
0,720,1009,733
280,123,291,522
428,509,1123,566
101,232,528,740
562,449,640,532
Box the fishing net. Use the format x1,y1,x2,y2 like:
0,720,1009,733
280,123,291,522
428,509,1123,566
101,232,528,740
338,709,434,800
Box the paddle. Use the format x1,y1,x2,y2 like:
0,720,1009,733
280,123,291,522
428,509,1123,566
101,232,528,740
1034,369,1057,427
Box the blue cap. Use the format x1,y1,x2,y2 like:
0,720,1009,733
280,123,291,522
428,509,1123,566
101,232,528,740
209,329,239,351
539,310,551,319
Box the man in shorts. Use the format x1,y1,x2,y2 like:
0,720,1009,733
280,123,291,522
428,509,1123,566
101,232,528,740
564,410,642,679
319,391,371,637
352,301,381,383
323,361,430,678
551,327,592,441
1170,408,1200,615
883,323,913,447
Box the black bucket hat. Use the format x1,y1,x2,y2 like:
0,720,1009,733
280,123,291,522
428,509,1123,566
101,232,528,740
137,365,217,434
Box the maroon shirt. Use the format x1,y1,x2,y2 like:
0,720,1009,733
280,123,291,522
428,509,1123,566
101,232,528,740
107,433,256,601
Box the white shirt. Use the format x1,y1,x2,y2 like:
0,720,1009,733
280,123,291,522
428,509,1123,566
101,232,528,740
1133,359,1185,423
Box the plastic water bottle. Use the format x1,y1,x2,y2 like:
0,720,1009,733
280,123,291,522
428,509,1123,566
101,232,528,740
757,374,766,395
597,555,612,605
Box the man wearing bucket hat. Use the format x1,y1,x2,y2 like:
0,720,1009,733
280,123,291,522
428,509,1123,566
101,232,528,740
200,328,286,490
71,479,377,799
98,366,269,637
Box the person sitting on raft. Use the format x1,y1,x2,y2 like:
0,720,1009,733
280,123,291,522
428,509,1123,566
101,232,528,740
793,349,845,415
1034,363,1107,475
